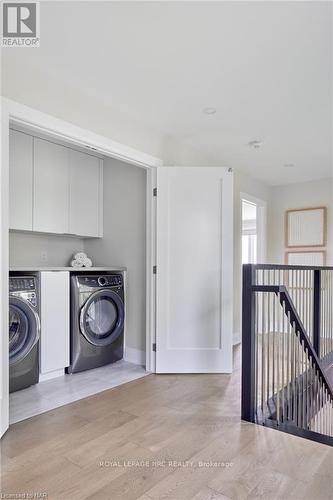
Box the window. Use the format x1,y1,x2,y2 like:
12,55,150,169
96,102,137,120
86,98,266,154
242,200,257,264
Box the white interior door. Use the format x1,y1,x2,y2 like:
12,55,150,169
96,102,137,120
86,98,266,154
156,167,233,373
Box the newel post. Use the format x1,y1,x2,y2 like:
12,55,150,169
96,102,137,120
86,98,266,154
241,264,256,422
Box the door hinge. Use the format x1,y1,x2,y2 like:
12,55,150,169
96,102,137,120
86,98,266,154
153,265,157,274
152,343,156,352
153,187,157,197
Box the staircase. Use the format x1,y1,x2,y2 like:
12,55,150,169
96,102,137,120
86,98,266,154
241,264,333,446
326,364,333,386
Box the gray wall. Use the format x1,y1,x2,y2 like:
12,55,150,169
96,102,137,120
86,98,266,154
9,231,84,267
84,158,147,354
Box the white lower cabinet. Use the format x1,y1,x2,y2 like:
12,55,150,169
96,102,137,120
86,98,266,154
40,272,70,379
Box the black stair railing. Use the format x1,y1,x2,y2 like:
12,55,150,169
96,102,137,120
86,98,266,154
242,264,333,447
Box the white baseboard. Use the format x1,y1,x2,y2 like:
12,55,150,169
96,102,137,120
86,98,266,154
39,369,65,382
124,347,145,366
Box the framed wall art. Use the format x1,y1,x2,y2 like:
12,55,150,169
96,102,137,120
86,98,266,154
286,207,327,248
285,250,326,267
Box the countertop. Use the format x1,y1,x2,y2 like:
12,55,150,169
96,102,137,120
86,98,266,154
10,266,127,272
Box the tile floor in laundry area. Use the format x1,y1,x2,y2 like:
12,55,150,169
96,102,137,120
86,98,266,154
9,360,148,424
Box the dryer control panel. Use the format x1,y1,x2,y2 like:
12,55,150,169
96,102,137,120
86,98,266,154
77,275,123,288
9,277,36,292
9,277,38,308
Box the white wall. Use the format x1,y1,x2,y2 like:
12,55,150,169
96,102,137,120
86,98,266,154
268,177,333,265
227,173,333,344
161,134,222,167
2,65,164,161
84,158,147,356
2,68,217,168
234,176,333,345
6,77,331,353
9,231,84,267
233,170,272,343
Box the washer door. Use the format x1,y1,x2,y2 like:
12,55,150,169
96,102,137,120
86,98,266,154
9,297,39,365
80,290,124,346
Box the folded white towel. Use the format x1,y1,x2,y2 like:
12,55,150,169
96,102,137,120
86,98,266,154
71,259,84,268
74,252,87,261
83,257,92,268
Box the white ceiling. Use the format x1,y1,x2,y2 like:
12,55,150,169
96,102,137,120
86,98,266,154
3,1,332,185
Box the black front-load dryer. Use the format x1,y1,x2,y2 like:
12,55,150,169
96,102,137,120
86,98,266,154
67,273,125,374
9,275,40,393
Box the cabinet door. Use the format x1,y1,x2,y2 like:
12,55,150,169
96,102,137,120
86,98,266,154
9,130,33,231
40,272,70,374
69,149,102,237
33,138,69,233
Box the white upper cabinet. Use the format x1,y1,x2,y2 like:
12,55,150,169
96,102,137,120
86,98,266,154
9,130,33,231
69,149,103,237
33,138,70,234
9,130,103,237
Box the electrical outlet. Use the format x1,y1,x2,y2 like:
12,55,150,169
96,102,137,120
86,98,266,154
41,251,48,263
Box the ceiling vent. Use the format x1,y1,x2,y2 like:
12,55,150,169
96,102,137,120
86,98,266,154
248,139,262,149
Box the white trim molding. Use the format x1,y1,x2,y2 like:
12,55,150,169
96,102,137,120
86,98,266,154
240,192,267,264
0,98,10,437
4,98,163,169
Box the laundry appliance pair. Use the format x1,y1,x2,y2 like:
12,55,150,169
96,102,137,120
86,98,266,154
8,271,125,393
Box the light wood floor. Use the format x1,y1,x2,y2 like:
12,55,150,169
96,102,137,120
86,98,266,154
9,360,148,424
1,348,332,500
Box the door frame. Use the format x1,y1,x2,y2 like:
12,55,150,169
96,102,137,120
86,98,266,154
239,192,267,346
240,192,267,264
0,97,161,436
